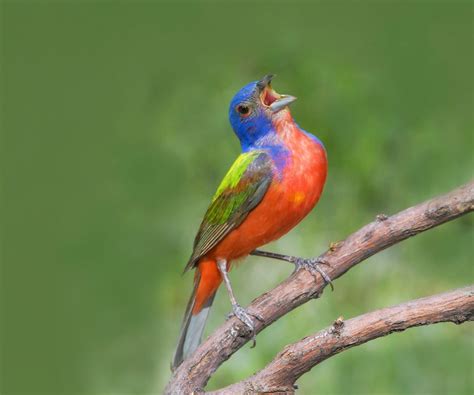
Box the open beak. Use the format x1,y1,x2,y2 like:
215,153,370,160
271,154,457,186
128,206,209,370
257,74,297,113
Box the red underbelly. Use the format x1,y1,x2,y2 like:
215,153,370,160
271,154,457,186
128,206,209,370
208,140,327,262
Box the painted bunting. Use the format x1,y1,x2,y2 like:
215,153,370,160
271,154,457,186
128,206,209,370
172,75,328,369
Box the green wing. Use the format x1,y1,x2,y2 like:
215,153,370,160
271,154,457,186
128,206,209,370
184,151,274,272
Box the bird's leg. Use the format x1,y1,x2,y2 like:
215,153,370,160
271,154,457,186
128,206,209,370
250,249,334,291
216,259,262,347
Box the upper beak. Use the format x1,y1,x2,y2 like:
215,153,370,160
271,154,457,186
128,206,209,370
256,74,275,90
270,94,297,112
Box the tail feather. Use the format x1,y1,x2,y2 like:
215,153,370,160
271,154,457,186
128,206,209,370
172,266,219,370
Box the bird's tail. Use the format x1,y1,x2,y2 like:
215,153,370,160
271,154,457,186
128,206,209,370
172,259,222,370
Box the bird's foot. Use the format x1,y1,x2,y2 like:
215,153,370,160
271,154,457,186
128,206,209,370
228,304,263,348
293,257,334,291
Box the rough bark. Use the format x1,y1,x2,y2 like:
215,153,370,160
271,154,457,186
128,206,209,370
210,286,474,394
165,181,474,394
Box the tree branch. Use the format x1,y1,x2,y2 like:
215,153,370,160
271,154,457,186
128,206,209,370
165,181,474,394
210,286,474,394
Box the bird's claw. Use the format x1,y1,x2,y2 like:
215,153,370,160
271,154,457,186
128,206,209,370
293,257,334,291
228,304,262,348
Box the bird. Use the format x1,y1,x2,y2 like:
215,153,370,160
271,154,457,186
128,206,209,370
172,74,328,369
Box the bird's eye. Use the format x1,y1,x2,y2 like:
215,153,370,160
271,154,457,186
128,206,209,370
236,105,251,116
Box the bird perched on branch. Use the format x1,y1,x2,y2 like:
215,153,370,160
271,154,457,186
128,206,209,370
172,75,328,369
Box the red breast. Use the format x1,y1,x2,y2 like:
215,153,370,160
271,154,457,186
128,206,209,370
207,111,327,263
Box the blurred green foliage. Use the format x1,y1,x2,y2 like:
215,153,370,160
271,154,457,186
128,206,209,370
2,2,473,394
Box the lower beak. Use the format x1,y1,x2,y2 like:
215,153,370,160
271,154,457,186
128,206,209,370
270,94,297,113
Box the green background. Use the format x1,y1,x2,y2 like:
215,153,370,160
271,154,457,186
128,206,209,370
2,1,473,394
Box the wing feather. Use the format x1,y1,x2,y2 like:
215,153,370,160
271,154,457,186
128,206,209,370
184,151,274,272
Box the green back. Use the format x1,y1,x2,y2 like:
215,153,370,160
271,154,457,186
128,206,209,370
184,151,274,271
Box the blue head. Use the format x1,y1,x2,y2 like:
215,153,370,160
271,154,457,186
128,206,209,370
228,75,297,151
